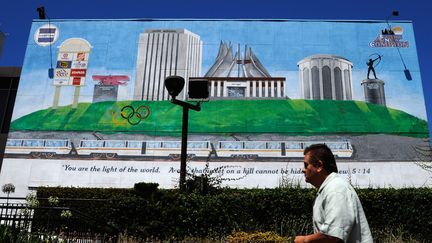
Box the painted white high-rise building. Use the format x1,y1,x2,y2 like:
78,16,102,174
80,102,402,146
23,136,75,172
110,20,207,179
298,54,353,101
134,29,202,101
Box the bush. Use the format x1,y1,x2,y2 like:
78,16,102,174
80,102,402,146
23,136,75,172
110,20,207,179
227,231,292,242
134,182,159,198
35,186,432,241
0,225,63,243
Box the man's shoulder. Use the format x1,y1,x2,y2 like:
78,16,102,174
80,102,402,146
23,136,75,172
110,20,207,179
324,174,353,193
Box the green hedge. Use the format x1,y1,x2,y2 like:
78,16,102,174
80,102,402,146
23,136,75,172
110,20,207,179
35,186,432,241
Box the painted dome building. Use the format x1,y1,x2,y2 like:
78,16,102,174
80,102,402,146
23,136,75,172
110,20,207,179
298,54,353,100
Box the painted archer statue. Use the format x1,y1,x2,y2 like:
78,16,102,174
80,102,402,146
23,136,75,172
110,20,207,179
367,54,382,79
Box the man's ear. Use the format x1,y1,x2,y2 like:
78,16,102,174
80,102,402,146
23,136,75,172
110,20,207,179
316,160,324,172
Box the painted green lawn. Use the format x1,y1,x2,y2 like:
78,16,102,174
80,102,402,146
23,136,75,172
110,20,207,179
10,99,429,137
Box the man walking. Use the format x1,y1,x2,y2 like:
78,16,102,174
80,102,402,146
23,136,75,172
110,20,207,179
295,144,373,243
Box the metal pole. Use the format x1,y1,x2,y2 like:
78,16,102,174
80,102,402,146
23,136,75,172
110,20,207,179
179,106,189,191
170,98,200,191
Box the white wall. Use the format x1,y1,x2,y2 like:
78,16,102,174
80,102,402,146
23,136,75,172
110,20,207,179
0,158,430,198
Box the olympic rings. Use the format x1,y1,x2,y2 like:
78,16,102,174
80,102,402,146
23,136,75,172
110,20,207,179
110,110,127,125
120,105,151,125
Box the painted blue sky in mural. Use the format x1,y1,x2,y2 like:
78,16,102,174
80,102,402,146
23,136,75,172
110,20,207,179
14,19,425,120
1,0,431,137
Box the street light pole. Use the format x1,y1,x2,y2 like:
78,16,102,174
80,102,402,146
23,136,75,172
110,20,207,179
180,106,188,190
165,76,206,191
171,99,200,191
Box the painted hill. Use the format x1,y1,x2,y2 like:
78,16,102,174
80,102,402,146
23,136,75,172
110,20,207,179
10,99,429,137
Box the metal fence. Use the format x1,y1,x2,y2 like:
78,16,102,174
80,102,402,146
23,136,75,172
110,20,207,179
0,197,118,242
0,201,33,230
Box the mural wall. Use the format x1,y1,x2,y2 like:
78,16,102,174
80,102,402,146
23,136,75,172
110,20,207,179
1,19,430,196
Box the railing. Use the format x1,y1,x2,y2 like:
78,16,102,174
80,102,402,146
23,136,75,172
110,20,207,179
0,202,33,230
0,197,118,242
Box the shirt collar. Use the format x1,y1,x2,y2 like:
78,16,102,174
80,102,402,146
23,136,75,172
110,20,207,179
317,172,337,194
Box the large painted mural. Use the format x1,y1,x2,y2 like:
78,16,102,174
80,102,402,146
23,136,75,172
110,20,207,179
1,19,430,196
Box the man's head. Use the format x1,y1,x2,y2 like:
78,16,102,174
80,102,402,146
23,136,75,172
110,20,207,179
302,144,338,188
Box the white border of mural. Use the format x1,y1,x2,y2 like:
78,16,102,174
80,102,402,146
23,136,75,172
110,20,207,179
1,158,430,197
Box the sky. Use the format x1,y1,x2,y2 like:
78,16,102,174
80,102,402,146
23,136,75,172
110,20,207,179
1,0,431,134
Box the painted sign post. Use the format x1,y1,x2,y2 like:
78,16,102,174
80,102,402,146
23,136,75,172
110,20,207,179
53,38,92,108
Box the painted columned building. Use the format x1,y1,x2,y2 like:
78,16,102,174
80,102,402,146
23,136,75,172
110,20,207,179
201,42,286,99
134,29,202,101
192,77,286,98
298,54,353,100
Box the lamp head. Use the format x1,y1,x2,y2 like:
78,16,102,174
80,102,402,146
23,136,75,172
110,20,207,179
404,69,412,81
188,79,209,100
48,68,54,79
164,76,185,99
37,6,46,19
